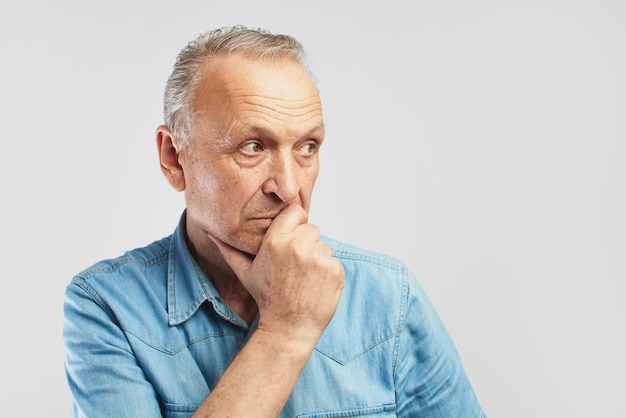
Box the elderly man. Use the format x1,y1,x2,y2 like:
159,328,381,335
63,26,485,417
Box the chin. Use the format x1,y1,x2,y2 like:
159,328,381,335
232,236,263,257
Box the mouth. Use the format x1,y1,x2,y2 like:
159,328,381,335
248,205,292,229
249,214,278,229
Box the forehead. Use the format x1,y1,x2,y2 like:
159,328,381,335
188,55,324,144
191,54,321,114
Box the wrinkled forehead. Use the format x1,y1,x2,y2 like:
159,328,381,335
190,54,321,113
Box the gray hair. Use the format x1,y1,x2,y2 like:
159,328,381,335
163,25,306,142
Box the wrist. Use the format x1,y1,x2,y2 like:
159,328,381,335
253,322,320,362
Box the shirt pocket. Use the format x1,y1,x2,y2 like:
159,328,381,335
162,402,199,418
296,403,396,417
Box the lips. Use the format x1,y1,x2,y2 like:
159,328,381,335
252,214,277,222
249,217,274,230
250,209,282,221
247,204,292,226
253,214,278,220
249,211,280,224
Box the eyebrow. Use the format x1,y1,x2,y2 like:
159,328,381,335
235,123,325,141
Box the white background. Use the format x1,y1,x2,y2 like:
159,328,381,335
1,1,624,416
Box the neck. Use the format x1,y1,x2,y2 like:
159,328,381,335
185,224,258,325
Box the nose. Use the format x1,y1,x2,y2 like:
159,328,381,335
261,150,300,204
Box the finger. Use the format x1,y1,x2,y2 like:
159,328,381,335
209,235,253,280
312,240,332,258
266,203,308,235
292,223,321,244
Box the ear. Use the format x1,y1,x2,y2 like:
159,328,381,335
156,125,186,192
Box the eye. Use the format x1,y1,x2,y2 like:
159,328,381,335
240,141,263,155
299,141,318,156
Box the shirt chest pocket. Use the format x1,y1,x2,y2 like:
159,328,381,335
162,402,198,418
296,403,396,417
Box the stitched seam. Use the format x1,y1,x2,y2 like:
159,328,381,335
332,250,404,271
392,268,410,381
71,278,115,320
296,403,396,417
79,251,169,277
122,328,237,355
315,333,398,365
169,292,207,323
69,279,136,356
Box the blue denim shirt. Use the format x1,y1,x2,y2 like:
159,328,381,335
64,214,485,417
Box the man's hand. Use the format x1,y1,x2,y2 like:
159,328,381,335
212,204,345,347
194,206,344,417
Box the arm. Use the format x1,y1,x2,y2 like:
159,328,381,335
192,327,311,416
194,204,345,417
64,282,164,417
395,274,485,417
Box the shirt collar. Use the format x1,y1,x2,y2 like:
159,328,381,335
167,211,222,326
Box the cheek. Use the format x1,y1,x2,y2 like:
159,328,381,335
187,172,219,202
187,159,235,196
192,165,264,211
304,162,320,187
183,165,227,219
299,166,320,206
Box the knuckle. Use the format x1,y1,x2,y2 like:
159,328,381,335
332,260,345,279
307,224,320,236
265,235,280,252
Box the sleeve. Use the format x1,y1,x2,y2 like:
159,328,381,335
394,272,486,417
63,279,164,418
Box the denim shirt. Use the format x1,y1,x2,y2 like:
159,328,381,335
63,214,485,417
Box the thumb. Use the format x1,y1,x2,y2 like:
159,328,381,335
209,236,254,281
265,203,309,235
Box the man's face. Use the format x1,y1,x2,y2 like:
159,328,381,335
180,54,324,255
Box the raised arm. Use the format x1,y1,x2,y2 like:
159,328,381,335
194,204,345,417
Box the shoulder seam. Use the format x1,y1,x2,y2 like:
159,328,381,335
69,277,116,323
391,267,410,380
77,250,169,278
332,249,407,272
